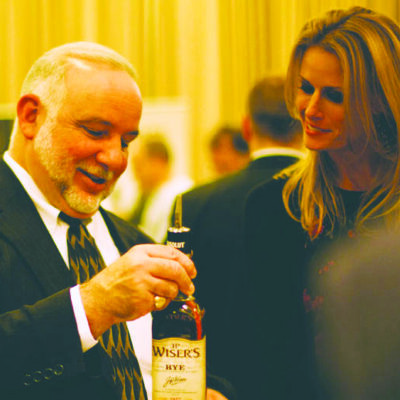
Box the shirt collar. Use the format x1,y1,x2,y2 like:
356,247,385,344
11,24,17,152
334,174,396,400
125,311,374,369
3,151,101,235
251,147,306,161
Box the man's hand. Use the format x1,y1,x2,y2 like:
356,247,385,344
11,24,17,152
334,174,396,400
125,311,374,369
207,388,229,400
80,244,196,338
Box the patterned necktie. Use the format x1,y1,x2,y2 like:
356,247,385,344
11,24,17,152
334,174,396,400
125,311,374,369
59,212,147,400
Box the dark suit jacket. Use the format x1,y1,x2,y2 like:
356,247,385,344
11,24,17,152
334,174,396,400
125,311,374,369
244,177,314,399
0,160,152,400
180,155,300,400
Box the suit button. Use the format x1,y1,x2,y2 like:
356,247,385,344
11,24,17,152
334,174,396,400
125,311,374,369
54,364,64,376
33,370,43,383
23,373,33,386
44,368,53,380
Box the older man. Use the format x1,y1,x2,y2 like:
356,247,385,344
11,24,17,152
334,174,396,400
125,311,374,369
0,42,228,400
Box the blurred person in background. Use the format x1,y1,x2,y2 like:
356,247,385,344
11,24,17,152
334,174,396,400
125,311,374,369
209,125,250,177
245,6,400,399
128,134,193,243
313,230,400,399
176,75,303,399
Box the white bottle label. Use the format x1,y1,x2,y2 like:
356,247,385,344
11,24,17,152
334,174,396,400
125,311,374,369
152,336,206,400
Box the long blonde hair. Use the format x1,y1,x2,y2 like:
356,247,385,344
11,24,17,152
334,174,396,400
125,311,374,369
283,7,400,239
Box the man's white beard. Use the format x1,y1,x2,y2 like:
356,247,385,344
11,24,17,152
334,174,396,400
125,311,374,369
34,120,115,214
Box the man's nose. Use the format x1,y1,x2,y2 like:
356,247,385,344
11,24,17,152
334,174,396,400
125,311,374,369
96,136,127,173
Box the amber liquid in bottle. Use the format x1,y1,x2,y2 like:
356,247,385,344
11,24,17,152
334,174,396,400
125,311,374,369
152,196,206,400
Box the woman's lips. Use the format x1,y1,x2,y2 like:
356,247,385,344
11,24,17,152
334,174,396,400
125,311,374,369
305,123,331,135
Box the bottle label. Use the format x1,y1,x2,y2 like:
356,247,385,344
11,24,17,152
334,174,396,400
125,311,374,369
152,337,206,400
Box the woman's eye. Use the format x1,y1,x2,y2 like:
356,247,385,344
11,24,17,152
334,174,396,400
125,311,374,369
299,81,314,95
325,89,344,104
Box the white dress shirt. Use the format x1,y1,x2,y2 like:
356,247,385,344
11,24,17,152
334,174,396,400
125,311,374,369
4,151,160,397
3,151,123,351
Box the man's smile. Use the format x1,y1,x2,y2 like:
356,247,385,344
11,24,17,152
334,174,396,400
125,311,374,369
77,167,108,185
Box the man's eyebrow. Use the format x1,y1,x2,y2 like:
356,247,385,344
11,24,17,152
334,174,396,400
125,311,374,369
77,118,112,127
77,119,139,136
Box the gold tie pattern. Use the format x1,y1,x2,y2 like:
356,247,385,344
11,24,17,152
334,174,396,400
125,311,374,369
60,213,147,400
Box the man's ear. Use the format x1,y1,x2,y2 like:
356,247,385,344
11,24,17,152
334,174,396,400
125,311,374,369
241,115,252,143
16,94,42,139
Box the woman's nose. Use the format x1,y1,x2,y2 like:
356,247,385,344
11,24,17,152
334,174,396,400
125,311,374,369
305,92,323,120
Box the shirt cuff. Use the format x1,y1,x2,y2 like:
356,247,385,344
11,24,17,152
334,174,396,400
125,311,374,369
70,285,98,352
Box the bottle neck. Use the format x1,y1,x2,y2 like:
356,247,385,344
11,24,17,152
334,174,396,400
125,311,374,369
174,292,195,302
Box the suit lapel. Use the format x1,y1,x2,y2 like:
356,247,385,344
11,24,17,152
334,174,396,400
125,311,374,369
0,161,74,296
100,207,154,254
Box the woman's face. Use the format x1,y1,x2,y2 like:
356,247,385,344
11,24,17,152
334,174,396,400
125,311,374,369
295,46,347,153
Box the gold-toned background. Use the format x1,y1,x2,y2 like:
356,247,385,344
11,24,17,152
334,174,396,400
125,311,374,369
1,0,399,182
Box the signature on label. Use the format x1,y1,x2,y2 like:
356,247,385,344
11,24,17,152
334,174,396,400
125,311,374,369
163,376,187,388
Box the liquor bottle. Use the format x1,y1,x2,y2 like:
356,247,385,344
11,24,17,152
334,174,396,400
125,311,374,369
152,195,206,400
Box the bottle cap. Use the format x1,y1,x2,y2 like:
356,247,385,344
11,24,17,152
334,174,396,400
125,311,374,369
167,194,192,257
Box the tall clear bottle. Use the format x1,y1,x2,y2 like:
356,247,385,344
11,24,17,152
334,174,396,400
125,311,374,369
152,195,206,400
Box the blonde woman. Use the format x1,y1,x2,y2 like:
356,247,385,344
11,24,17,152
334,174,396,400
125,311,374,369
245,7,400,399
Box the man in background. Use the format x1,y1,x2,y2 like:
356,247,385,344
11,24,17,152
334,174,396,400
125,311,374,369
129,134,193,243
178,76,304,399
209,125,250,177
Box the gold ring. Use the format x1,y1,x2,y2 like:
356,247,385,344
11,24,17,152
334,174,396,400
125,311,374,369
154,295,167,310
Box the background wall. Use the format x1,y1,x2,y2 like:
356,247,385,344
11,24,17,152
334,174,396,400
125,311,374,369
1,0,399,183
